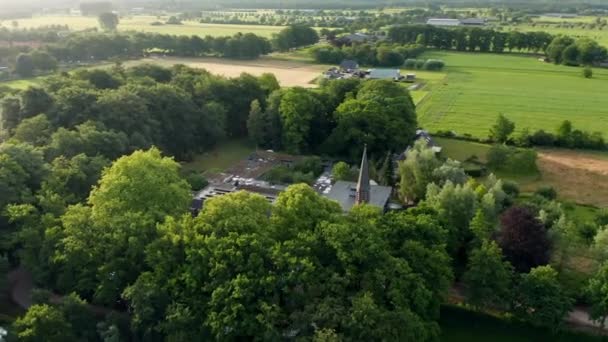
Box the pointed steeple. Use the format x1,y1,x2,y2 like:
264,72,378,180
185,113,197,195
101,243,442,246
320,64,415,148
355,144,370,205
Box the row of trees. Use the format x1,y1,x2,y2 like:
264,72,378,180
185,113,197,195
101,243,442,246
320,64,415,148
546,36,608,66
388,25,554,53
5,24,321,77
311,43,425,66
438,113,607,151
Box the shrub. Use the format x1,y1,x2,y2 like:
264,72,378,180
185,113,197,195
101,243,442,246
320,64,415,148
487,145,538,175
486,144,509,170
529,129,556,146
423,59,445,71
294,156,323,176
535,186,557,200
415,59,425,69
502,180,520,198
583,67,593,78
186,172,208,191
404,58,418,69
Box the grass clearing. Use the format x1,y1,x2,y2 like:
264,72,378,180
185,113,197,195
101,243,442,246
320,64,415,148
180,139,254,175
416,51,608,139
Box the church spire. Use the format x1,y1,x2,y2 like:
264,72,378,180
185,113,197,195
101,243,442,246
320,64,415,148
355,144,370,205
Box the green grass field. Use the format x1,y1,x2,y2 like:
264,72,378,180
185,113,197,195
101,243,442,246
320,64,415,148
3,16,287,38
417,51,608,139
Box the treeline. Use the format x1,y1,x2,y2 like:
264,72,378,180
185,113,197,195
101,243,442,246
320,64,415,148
388,24,553,53
0,64,281,161
4,77,608,339
247,78,417,160
3,25,322,77
546,36,608,66
0,26,69,43
438,114,607,151
311,43,425,66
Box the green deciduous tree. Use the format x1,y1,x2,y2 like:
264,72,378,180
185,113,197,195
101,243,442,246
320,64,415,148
332,161,352,182
13,304,76,342
398,140,442,203
279,87,326,154
463,240,513,309
586,262,608,326
15,53,35,77
247,99,265,146
425,181,477,255
49,148,190,305
11,114,53,147
489,114,515,143
513,265,573,331
98,12,119,31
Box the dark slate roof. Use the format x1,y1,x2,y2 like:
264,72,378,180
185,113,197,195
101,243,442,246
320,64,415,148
340,59,359,70
325,180,392,212
461,18,486,25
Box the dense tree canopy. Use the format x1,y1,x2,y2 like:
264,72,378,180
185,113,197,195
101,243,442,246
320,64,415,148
272,25,320,51
120,185,452,340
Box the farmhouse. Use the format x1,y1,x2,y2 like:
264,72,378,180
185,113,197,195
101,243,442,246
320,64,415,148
325,146,392,212
426,18,461,27
368,68,401,80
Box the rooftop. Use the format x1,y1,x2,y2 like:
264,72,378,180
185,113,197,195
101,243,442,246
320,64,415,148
368,69,401,79
325,180,392,212
426,18,462,26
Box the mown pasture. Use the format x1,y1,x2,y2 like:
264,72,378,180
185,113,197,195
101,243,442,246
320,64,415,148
416,51,608,139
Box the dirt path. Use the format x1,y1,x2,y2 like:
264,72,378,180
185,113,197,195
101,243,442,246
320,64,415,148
7,266,32,309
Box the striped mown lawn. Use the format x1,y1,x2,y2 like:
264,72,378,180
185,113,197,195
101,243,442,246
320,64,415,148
417,51,608,139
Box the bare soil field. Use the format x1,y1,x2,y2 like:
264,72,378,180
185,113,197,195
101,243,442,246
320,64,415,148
123,57,326,87
521,149,608,207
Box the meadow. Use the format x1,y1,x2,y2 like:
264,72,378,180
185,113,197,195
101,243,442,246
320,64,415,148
416,51,608,139
2,15,287,38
